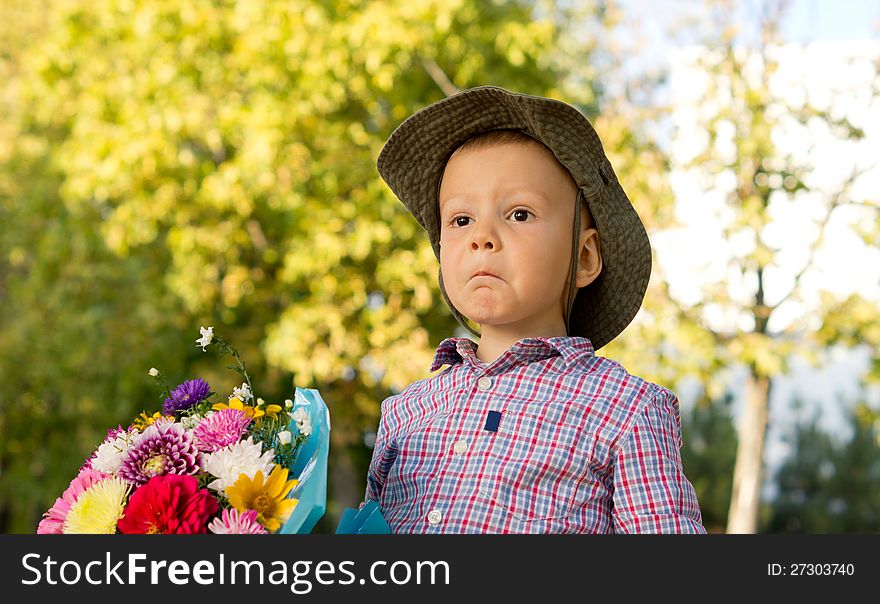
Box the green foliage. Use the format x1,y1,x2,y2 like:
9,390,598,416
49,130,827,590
763,399,880,533
0,0,625,532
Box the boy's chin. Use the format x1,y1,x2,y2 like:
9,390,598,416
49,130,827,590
462,310,515,327
456,300,506,326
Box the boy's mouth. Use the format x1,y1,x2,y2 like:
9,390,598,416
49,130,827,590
471,270,500,280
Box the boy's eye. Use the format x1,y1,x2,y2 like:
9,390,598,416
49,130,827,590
511,209,531,222
453,216,471,227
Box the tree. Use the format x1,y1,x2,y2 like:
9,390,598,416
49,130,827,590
603,0,880,533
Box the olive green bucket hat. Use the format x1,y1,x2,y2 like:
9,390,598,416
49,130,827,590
376,85,651,350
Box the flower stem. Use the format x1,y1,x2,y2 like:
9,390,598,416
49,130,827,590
210,334,255,401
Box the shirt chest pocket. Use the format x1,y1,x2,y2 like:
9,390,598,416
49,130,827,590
477,403,596,522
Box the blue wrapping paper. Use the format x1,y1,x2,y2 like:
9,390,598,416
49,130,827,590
336,500,391,534
279,387,330,534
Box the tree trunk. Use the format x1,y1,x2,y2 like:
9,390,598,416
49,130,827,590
726,371,771,533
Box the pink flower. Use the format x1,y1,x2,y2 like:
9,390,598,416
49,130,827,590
37,467,108,534
118,421,201,486
193,409,251,452
208,508,268,534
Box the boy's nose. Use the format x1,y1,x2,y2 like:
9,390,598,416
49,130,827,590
471,238,494,251
470,220,498,251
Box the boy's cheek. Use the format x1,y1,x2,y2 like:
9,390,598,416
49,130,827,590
439,229,462,246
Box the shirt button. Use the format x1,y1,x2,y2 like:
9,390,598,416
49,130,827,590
453,439,468,454
477,376,493,390
427,509,442,525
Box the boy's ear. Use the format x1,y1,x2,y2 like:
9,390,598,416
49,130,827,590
575,228,602,289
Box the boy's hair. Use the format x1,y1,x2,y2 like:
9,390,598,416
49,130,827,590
448,129,595,229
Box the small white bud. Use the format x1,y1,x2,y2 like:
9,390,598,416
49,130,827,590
148,368,159,377
277,430,292,445
196,326,214,351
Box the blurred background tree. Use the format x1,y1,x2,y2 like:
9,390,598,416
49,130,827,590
601,0,880,533
1,0,642,532
693,0,878,533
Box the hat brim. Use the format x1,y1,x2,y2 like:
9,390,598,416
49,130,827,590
377,86,651,350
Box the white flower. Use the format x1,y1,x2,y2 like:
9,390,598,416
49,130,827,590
277,430,292,445
148,368,159,377
202,436,275,495
284,399,293,409
231,382,253,402
196,326,214,351
90,430,139,475
290,407,313,437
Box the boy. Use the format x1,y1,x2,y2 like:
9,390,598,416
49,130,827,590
364,85,705,533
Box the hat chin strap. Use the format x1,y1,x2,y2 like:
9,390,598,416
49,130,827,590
564,189,583,335
438,189,583,340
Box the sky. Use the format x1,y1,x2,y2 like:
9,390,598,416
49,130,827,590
782,0,880,42
624,0,880,45
614,0,880,489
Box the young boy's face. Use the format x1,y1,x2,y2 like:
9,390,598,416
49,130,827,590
438,141,591,336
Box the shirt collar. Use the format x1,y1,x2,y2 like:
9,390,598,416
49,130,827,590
429,336,595,372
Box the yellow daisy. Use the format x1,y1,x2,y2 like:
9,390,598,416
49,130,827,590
213,396,264,420
256,401,283,420
225,466,298,532
132,411,173,431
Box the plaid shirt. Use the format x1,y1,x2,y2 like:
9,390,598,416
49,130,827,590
364,336,705,534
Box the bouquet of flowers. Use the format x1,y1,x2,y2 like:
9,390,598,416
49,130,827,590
37,326,329,535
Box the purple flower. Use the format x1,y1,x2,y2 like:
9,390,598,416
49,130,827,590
193,409,251,452
163,378,211,414
118,422,201,486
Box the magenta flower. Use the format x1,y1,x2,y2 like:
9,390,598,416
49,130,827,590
37,467,108,534
118,422,201,486
105,424,127,440
193,409,251,452
208,508,268,534
118,475,218,534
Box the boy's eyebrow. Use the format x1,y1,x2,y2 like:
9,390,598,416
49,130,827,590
440,186,551,205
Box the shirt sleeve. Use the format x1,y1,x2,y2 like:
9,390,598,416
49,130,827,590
611,388,706,534
363,398,398,505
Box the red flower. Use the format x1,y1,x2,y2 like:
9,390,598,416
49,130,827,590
118,474,219,534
